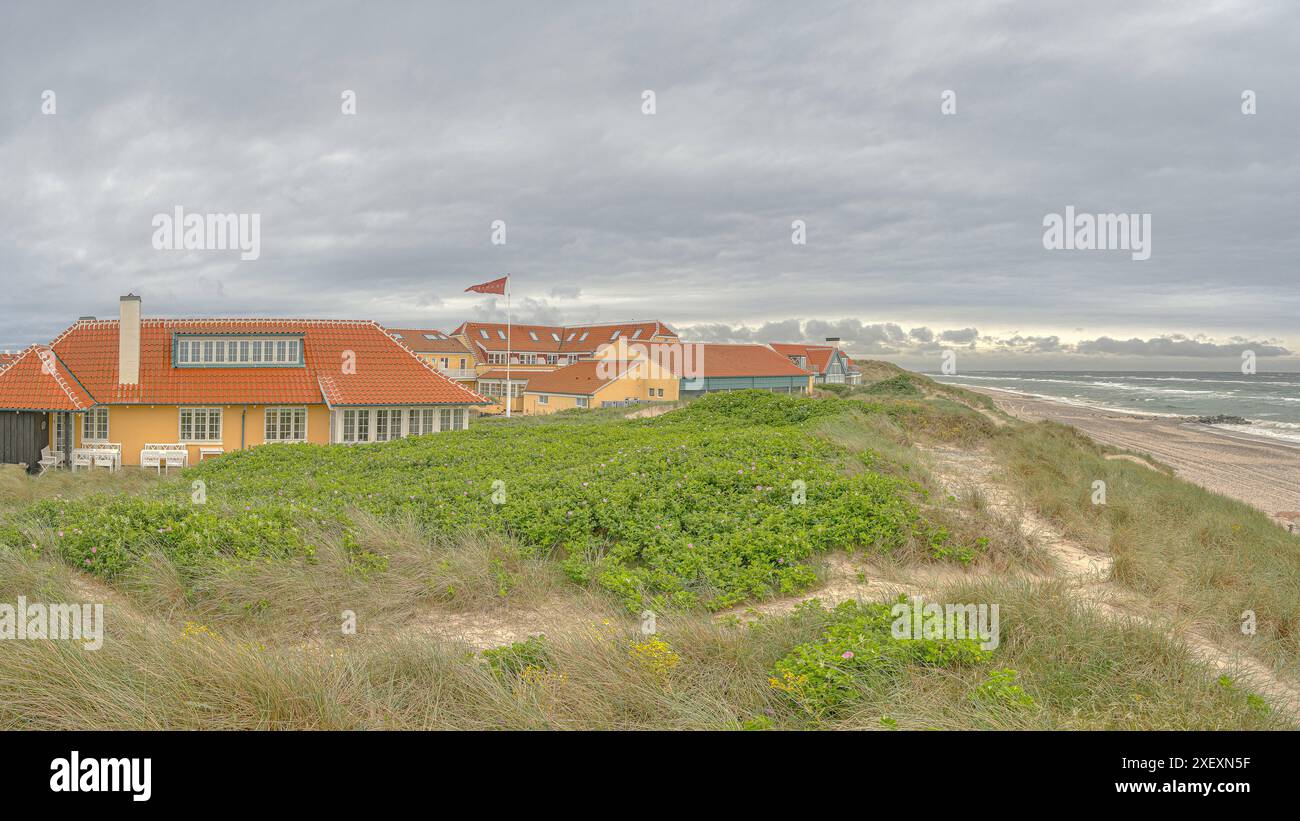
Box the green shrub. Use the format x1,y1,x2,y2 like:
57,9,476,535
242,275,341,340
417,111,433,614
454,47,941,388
861,374,922,397
770,598,992,719
973,667,1035,708
482,635,551,678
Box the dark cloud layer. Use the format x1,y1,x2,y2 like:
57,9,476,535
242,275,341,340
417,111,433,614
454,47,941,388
1,1,1297,370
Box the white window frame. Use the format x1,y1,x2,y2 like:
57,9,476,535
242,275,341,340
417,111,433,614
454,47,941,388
575,397,590,408
176,335,302,366
53,413,68,447
264,406,308,442
179,407,223,443
338,406,468,443
82,406,109,442
537,395,548,405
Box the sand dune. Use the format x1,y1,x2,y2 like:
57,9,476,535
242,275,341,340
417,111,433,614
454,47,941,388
968,386,1300,523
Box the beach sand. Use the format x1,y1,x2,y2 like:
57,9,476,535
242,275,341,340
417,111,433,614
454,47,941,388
967,386,1300,524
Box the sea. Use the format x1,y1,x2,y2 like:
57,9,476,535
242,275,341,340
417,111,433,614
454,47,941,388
926,371,1300,445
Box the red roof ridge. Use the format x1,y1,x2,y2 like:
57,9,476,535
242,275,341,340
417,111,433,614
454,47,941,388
387,329,489,405
0,345,96,411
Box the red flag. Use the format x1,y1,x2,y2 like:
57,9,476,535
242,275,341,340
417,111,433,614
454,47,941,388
465,276,507,295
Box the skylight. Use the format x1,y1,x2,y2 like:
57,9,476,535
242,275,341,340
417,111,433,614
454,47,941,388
497,330,506,340
528,331,539,341
610,330,621,340
479,329,489,339
631,329,643,340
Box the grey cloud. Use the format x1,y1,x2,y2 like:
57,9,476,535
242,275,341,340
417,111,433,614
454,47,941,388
0,2,1297,368
939,328,979,345
1075,334,1291,358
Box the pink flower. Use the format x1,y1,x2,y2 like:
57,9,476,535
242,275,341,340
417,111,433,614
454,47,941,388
90,547,97,554
687,543,694,549
84,559,91,566
57,531,64,538
841,651,854,659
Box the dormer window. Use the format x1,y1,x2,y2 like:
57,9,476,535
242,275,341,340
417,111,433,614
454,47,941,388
174,334,303,367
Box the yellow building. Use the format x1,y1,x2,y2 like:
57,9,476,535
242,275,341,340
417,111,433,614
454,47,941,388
0,295,488,470
521,354,679,415
451,320,679,415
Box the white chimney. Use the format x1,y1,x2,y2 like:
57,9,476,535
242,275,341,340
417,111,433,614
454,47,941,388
118,294,141,385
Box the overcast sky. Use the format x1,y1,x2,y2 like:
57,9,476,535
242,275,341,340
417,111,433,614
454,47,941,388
2,1,1297,371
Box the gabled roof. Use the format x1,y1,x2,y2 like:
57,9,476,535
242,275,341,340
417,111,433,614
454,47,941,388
770,343,837,374
385,328,472,355
674,344,813,378
523,359,636,396
452,320,677,355
22,319,487,407
0,346,96,412
477,370,531,381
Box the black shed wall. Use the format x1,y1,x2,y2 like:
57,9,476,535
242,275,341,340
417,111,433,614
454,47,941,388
0,411,47,469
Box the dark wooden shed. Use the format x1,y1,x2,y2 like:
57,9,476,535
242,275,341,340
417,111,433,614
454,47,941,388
0,410,48,471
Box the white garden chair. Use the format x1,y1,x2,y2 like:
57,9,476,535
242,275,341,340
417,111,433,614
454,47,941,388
36,446,64,476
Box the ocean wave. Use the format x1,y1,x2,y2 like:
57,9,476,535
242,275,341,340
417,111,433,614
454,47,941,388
1212,423,1300,445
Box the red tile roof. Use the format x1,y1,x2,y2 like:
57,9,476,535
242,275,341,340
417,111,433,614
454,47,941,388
523,360,630,396
0,319,487,408
770,343,836,374
0,346,96,412
683,344,813,378
453,320,677,358
477,369,532,381
385,328,472,355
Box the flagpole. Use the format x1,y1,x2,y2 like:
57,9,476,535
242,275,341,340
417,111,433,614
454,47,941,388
505,274,512,418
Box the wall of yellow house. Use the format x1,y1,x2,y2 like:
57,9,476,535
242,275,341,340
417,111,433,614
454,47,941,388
522,393,582,415
49,404,331,467
414,351,473,371
522,368,680,416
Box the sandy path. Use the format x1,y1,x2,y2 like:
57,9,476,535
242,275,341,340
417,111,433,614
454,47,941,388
968,386,1300,521
715,442,1300,717
924,444,1300,717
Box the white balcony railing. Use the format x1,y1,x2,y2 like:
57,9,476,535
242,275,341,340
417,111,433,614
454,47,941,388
438,368,479,380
